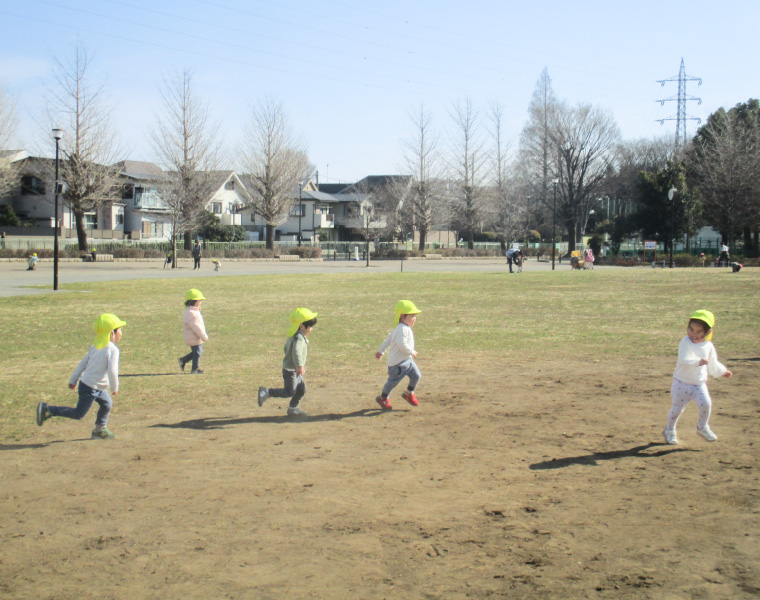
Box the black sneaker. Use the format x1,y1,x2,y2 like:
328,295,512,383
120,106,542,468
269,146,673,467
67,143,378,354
191,369,204,374
178,357,185,372
258,386,269,407
36,402,49,426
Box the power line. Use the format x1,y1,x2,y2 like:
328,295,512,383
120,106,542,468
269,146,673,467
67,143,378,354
656,58,702,148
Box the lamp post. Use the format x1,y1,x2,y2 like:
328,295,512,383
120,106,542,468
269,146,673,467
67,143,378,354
298,183,302,247
668,186,677,268
52,128,64,291
551,178,559,270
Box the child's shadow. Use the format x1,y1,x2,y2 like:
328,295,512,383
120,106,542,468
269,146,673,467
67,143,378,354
529,442,695,470
151,408,397,430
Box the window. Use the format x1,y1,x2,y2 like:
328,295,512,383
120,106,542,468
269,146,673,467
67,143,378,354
121,184,134,200
115,213,124,225
212,202,222,214
224,180,235,190
84,214,98,229
134,187,144,207
142,221,152,236
290,204,306,217
21,176,46,195
314,205,331,215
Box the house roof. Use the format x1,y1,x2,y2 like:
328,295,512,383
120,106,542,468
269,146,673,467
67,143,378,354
116,160,165,180
318,183,350,194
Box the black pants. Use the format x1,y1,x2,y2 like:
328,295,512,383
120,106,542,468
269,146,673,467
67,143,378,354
268,369,306,408
193,257,201,269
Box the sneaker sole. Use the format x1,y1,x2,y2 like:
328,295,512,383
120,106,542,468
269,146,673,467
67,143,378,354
36,402,46,426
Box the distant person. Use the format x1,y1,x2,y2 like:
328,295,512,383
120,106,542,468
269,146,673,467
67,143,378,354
257,308,318,417
36,313,126,440
178,289,209,374
212,258,221,271
374,300,422,410
698,253,706,267
164,252,172,269
192,240,202,270
506,247,518,273
719,243,729,267
662,310,732,445
27,253,38,270
584,248,595,269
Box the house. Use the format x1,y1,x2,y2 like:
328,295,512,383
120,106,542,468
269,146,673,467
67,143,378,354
201,171,246,227
117,160,171,240
4,152,125,238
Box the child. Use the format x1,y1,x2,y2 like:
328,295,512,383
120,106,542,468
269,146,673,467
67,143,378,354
212,258,221,271
258,308,317,417
27,253,38,270
374,300,422,410
178,289,209,374
164,252,172,269
662,310,732,445
36,313,126,439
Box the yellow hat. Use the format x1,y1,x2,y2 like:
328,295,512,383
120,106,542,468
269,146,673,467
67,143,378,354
690,309,715,341
93,313,126,349
394,300,421,327
287,307,318,336
32,253,37,257
186,288,206,302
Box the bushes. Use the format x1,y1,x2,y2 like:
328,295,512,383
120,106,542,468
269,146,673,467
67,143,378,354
287,247,322,259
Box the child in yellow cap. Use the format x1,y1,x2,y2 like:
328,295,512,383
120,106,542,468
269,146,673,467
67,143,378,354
258,308,318,417
662,310,733,444
179,289,209,374
36,313,126,439
374,300,422,410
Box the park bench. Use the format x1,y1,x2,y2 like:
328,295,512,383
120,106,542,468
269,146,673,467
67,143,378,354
424,253,443,260
278,254,300,262
81,253,114,262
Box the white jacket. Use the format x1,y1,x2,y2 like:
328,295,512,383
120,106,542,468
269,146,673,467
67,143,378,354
673,336,727,385
69,343,120,392
378,323,416,367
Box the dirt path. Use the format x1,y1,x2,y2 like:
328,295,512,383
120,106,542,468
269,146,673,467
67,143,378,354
2,357,758,599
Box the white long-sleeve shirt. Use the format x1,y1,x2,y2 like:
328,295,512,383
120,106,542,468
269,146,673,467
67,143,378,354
673,336,727,385
378,323,416,367
69,343,120,392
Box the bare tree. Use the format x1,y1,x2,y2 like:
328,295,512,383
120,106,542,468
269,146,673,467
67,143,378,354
151,69,224,266
518,68,559,212
343,178,391,266
397,104,448,250
46,43,123,251
449,98,488,249
486,102,525,251
551,102,620,252
0,84,20,202
239,97,312,250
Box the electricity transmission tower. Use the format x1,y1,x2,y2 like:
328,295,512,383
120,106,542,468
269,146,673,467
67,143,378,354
656,58,702,148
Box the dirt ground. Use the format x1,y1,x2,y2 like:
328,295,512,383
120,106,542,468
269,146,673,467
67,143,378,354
2,354,759,599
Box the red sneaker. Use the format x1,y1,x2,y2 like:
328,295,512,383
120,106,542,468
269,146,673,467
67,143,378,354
402,391,419,406
375,395,392,410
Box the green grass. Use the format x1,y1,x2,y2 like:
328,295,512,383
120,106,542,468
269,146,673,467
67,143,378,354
1,268,758,439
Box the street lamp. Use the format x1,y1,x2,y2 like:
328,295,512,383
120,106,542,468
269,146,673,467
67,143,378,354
668,186,677,268
298,182,302,247
551,178,559,271
52,128,64,291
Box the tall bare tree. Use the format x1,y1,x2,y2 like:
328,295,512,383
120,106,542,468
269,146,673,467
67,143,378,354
449,98,488,249
551,102,620,252
397,104,448,250
0,84,20,202
151,69,224,266
46,43,123,251
239,97,312,250
486,102,525,252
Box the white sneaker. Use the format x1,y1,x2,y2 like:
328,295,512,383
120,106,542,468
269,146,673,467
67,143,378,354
287,406,306,417
662,428,678,445
257,386,269,407
697,427,718,442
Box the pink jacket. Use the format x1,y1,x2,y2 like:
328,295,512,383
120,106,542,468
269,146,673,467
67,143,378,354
183,306,208,346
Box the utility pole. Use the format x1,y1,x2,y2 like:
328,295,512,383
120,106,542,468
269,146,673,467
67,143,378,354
656,58,702,148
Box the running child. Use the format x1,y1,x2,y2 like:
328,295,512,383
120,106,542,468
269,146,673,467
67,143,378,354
662,310,733,444
257,308,318,417
179,288,209,374
374,300,422,410
36,313,126,439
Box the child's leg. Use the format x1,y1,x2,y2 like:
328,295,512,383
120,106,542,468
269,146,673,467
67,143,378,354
268,369,298,399
666,379,693,430
93,389,113,429
47,382,97,421
692,383,713,430
406,360,421,392
189,345,203,371
381,362,407,398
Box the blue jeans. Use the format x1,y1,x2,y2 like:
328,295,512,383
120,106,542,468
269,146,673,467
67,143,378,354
181,345,203,371
268,369,306,408
48,382,112,428
381,359,421,397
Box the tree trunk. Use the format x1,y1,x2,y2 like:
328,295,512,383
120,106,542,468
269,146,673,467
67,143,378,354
73,210,89,252
467,229,474,250
266,224,275,250
418,226,427,251
183,231,192,251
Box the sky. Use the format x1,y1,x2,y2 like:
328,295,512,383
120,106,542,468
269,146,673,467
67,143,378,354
0,0,757,183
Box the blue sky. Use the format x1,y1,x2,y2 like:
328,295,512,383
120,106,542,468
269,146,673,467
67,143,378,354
0,0,757,182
